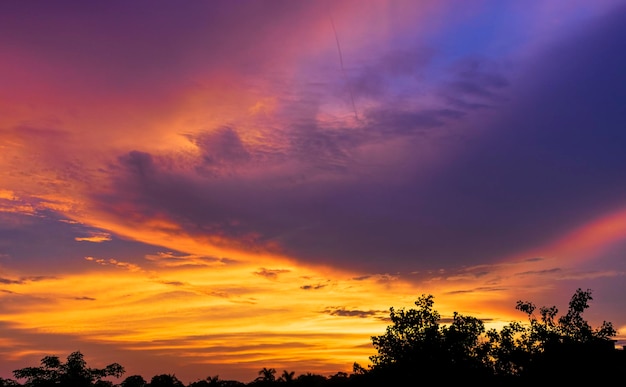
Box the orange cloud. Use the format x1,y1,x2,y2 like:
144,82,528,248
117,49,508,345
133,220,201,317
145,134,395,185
0,260,418,380
75,232,112,243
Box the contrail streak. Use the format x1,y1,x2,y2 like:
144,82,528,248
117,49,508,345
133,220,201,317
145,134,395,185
328,12,359,121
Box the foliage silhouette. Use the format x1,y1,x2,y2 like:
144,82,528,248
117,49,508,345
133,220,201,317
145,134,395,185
278,371,295,383
368,288,623,385
149,374,184,387
369,294,492,384
120,375,147,387
250,368,276,385
6,289,625,386
187,375,246,387
12,351,124,387
0,378,20,387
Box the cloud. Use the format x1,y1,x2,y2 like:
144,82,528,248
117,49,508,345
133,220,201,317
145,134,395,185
557,270,625,281
74,232,112,243
0,276,55,285
84,257,143,273
254,268,290,280
187,127,251,172
0,190,18,201
145,251,233,268
516,268,562,277
159,280,187,287
443,57,509,103
117,151,156,178
0,194,36,216
4,0,626,283
300,284,327,290
444,286,509,295
364,107,465,134
323,307,385,319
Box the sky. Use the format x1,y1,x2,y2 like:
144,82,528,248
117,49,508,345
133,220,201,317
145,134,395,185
1,0,626,383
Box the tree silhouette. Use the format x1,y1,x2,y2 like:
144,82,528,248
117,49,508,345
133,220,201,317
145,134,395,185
370,294,441,369
294,373,327,387
368,289,622,385
279,370,295,383
93,381,113,387
188,375,224,387
121,374,147,387
149,374,184,387
13,351,124,387
510,288,620,383
253,368,276,384
369,293,489,381
0,378,20,387
5,288,623,386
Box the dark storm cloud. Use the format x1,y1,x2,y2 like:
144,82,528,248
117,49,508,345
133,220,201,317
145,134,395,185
445,57,509,99
188,127,251,171
405,6,626,265
92,5,626,275
287,125,356,172
349,47,434,98
364,107,466,134
315,4,622,270
118,151,156,178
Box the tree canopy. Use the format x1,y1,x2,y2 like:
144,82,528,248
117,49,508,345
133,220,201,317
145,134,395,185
5,289,624,387
367,288,622,385
11,351,123,387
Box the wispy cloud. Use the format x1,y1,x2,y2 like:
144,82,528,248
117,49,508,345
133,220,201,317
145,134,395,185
84,257,143,272
0,276,55,285
323,307,385,319
254,268,291,280
516,268,562,277
145,251,232,268
73,296,96,301
444,286,509,295
300,284,327,290
75,232,112,243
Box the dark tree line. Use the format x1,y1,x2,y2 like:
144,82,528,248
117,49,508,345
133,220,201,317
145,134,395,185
365,288,623,385
2,289,624,387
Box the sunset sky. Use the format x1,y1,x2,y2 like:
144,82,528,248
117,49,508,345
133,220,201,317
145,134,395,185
2,0,626,384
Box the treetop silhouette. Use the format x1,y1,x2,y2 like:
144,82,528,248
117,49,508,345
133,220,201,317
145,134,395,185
5,288,624,386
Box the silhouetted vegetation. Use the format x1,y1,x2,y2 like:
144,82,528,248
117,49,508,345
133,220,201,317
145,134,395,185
4,289,624,386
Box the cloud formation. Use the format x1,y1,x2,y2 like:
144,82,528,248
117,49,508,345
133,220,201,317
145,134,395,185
1,0,626,383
